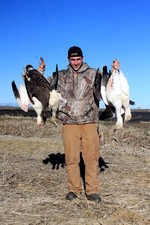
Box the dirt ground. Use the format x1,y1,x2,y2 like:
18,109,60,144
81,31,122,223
0,115,150,225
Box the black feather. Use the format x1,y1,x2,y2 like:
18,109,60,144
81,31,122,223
51,64,59,90
129,100,135,105
11,81,20,99
94,69,102,101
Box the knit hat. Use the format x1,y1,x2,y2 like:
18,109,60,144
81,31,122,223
68,46,83,58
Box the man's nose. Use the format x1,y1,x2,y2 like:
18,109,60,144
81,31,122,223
74,60,78,64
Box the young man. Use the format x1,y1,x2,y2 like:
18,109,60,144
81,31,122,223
49,46,101,203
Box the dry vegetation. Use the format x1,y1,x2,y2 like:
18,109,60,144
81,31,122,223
0,114,150,225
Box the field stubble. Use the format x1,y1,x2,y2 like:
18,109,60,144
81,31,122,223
0,115,150,225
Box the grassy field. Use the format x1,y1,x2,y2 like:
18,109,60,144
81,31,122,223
0,113,150,225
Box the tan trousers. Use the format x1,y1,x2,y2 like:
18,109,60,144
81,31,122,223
62,123,100,195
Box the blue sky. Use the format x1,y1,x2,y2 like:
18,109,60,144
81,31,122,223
1,0,150,109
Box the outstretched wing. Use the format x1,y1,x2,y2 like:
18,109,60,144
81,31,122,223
12,81,20,99
11,81,30,112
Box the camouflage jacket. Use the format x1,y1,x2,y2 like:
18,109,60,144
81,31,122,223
48,63,100,124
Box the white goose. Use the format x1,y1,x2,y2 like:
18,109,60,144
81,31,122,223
101,59,132,130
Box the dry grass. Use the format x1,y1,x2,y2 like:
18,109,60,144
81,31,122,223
0,116,150,225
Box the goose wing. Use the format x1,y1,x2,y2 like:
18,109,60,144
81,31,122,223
94,69,102,101
11,81,30,112
119,71,130,96
100,66,110,105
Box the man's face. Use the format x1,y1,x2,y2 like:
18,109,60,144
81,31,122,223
69,56,83,71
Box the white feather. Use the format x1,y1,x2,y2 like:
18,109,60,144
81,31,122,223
17,83,30,112
119,71,130,96
101,70,131,129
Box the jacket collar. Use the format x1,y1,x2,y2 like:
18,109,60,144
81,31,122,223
67,62,90,73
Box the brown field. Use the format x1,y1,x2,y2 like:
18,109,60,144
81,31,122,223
0,110,150,225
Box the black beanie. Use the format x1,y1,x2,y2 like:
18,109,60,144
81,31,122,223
68,46,83,58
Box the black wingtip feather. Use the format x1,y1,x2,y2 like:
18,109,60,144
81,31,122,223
11,81,20,99
129,100,135,105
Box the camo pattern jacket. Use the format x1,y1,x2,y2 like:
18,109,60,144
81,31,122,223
48,63,100,124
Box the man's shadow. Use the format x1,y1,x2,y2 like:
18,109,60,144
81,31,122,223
43,152,109,173
43,153,109,191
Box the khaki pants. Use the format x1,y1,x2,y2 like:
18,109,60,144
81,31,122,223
62,123,100,195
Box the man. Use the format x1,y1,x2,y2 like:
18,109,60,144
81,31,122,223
49,46,101,202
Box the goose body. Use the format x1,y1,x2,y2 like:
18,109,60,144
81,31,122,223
12,58,67,125
100,61,133,130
